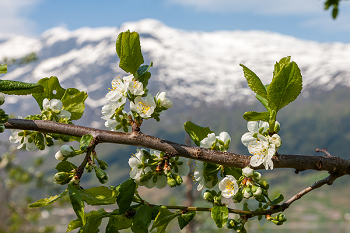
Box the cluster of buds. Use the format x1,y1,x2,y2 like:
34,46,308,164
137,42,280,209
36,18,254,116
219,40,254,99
267,213,287,225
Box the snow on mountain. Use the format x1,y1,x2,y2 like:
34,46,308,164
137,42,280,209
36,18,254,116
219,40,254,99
1,18,350,126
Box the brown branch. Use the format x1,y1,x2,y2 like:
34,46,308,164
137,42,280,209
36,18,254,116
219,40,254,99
4,118,350,175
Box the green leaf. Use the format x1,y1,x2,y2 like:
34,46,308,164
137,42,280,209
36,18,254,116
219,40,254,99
151,206,180,232
115,178,136,213
32,76,66,110
178,211,196,230
0,64,7,74
0,80,44,95
29,189,68,207
131,204,152,233
137,63,152,87
273,56,291,78
240,64,267,99
267,60,302,112
34,132,45,150
211,206,228,228
67,219,83,232
184,121,214,147
106,215,132,232
80,134,93,151
81,186,117,205
271,193,284,206
255,93,270,111
116,31,144,75
56,161,77,173
78,209,110,233
224,167,242,180
243,111,270,122
61,88,88,120
68,183,85,225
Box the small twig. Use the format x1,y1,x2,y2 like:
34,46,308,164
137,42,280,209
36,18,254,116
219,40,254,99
316,148,333,157
75,138,98,180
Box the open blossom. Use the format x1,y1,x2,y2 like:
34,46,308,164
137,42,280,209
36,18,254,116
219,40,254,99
219,175,238,198
248,135,275,170
200,132,231,149
193,161,215,191
241,121,269,147
101,101,123,121
130,94,156,118
128,149,151,183
43,98,71,119
105,76,128,103
173,157,190,177
155,92,173,109
9,129,36,151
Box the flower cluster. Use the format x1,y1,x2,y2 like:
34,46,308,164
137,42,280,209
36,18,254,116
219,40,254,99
241,121,281,170
200,131,231,151
42,98,71,121
9,128,36,151
128,148,189,189
101,74,172,132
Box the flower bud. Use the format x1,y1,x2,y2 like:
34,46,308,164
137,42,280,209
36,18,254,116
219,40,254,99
60,145,76,157
258,180,270,190
203,191,214,203
252,186,262,196
45,136,54,147
167,175,177,188
85,163,93,173
94,166,108,183
54,172,71,184
274,121,281,133
213,195,222,205
253,172,262,181
277,213,287,222
175,175,183,186
242,187,252,199
242,166,254,177
0,114,9,123
97,159,108,170
55,150,65,161
0,92,5,105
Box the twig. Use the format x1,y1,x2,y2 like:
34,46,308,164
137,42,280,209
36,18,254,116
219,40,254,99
4,118,350,175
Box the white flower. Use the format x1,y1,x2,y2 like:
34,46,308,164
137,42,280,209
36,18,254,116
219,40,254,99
155,92,173,109
243,189,252,199
101,101,123,120
253,187,262,196
268,134,282,148
193,161,215,191
217,132,231,145
128,149,150,183
242,166,254,177
173,157,190,177
43,98,71,119
200,133,216,148
9,129,36,151
55,151,64,160
219,175,238,198
61,145,74,156
128,79,144,96
105,77,128,103
241,121,269,147
248,135,275,170
130,94,156,118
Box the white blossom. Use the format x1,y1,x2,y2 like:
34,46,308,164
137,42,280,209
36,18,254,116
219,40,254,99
248,135,276,170
130,94,156,118
55,151,65,160
200,133,216,148
105,76,128,103
173,157,190,177
43,98,71,119
0,92,5,104
144,174,167,189
242,166,254,177
155,92,173,109
219,175,238,198
9,129,36,151
217,132,231,145
129,149,150,183
128,79,144,96
268,134,282,148
241,121,269,147
193,161,215,191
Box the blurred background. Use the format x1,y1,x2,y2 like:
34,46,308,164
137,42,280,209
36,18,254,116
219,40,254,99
1,0,350,232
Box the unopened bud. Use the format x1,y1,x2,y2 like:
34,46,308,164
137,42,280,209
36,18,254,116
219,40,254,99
253,172,262,181
60,145,75,157
167,176,177,188
54,172,71,184
259,180,270,190
175,175,183,186
94,166,108,183
242,166,254,177
274,121,281,133
0,124,5,133
97,159,108,170
203,191,214,203
55,150,65,161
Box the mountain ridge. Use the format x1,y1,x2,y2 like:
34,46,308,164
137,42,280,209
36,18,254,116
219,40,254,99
0,18,349,127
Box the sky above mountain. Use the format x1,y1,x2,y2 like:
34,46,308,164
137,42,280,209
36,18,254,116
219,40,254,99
1,0,350,43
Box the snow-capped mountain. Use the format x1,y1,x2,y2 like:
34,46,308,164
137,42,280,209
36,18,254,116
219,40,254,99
1,19,350,126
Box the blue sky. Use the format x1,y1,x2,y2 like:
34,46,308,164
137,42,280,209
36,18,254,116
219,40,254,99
1,0,350,42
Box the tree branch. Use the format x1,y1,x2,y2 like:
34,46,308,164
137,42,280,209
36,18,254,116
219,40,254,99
4,118,350,175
